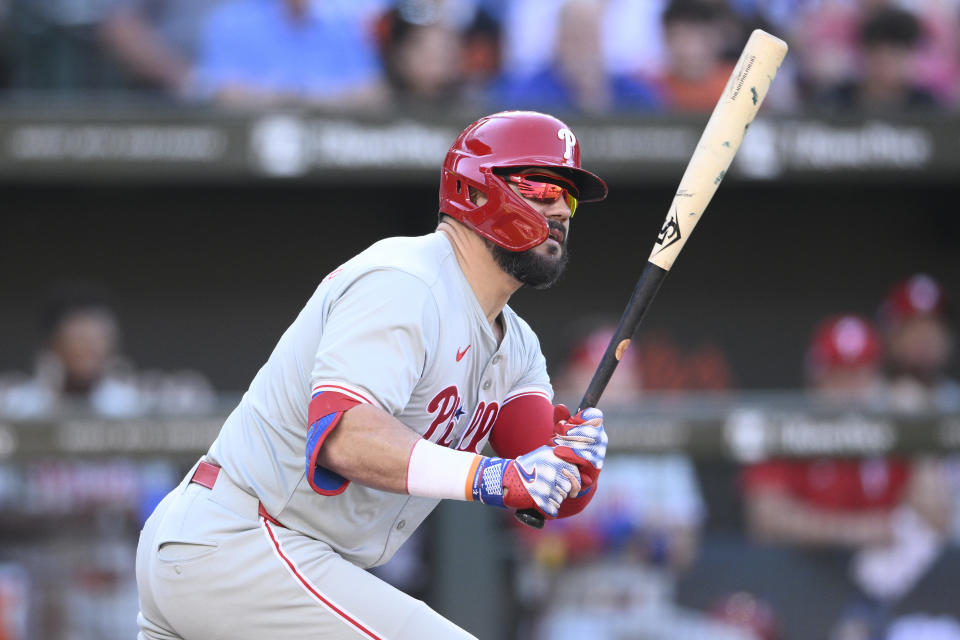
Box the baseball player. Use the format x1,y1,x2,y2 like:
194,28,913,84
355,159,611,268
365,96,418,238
135,110,610,639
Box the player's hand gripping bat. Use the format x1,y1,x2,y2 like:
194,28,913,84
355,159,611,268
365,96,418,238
515,29,789,530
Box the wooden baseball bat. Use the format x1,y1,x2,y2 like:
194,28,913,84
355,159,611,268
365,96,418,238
515,30,789,530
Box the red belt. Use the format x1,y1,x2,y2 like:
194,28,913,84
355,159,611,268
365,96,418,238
190,460,285,528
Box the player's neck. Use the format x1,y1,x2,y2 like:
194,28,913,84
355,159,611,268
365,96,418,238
438,222,519,332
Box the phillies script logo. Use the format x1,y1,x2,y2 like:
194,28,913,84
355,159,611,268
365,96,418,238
424,385,462,447
653,205,682,255
424,386,499,452
557,128,576,163
456,401,499,453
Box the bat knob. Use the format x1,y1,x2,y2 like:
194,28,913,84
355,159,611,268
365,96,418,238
515,508,545,529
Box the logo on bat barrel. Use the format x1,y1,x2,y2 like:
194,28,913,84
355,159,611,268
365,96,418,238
653,205,682,255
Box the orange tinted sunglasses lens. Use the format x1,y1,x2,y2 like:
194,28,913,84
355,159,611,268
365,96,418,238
507,175,579,216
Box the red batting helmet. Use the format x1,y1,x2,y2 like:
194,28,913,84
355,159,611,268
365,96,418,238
806,314,882,380
439,111,608,252
878,274,949,330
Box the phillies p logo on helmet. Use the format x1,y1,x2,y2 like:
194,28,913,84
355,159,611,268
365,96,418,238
557,128,576,164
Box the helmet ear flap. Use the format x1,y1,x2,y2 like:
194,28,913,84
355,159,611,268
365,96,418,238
441,167,548,251
441,169,475,212
474,169,549,251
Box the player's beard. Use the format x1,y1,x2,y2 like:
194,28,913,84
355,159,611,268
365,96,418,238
489,221,569,289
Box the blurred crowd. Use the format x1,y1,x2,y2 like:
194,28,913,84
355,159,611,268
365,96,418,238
510,272,959,640
1,0,959,114
0,283,210,639
3,272,954,638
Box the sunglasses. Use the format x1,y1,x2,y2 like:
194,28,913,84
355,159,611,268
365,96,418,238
505,174,579,216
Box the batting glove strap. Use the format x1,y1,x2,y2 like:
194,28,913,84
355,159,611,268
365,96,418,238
471,457,510,508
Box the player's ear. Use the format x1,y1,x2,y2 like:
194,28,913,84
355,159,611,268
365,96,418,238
468,186,488,206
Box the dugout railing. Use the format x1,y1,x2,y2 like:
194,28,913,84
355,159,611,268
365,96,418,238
1,392,957,460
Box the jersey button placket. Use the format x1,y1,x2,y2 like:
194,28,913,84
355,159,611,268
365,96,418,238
396,520,406,531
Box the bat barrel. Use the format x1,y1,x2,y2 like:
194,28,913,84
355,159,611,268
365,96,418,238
647,29,788,272
516,30,788,531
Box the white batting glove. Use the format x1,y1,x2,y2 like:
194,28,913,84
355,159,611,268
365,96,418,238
553,406,607,472
471,446,582,518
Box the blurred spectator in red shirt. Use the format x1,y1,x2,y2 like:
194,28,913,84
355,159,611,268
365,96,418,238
655,0,737,112
878,273,959,412
492,0,662,115
742,314,952,636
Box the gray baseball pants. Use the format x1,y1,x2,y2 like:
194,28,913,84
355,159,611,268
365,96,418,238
136,460,476,639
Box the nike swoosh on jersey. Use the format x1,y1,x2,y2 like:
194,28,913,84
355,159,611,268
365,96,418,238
456,345,471,362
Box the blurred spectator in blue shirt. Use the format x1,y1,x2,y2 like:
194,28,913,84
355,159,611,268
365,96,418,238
491,0,662,115
725,0,800,34
195,0,388,109
99,0,225,99
500,0,669,85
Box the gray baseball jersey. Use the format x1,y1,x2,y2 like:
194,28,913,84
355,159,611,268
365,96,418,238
138,231,554,639
207,231,552,568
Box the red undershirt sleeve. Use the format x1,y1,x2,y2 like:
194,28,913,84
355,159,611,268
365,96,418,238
489,391,555,459
305,390,362,495
489,391,597,518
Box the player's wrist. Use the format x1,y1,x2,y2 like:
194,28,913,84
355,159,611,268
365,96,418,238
405,440,577,517
405,439,485,502
405,439,517,509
